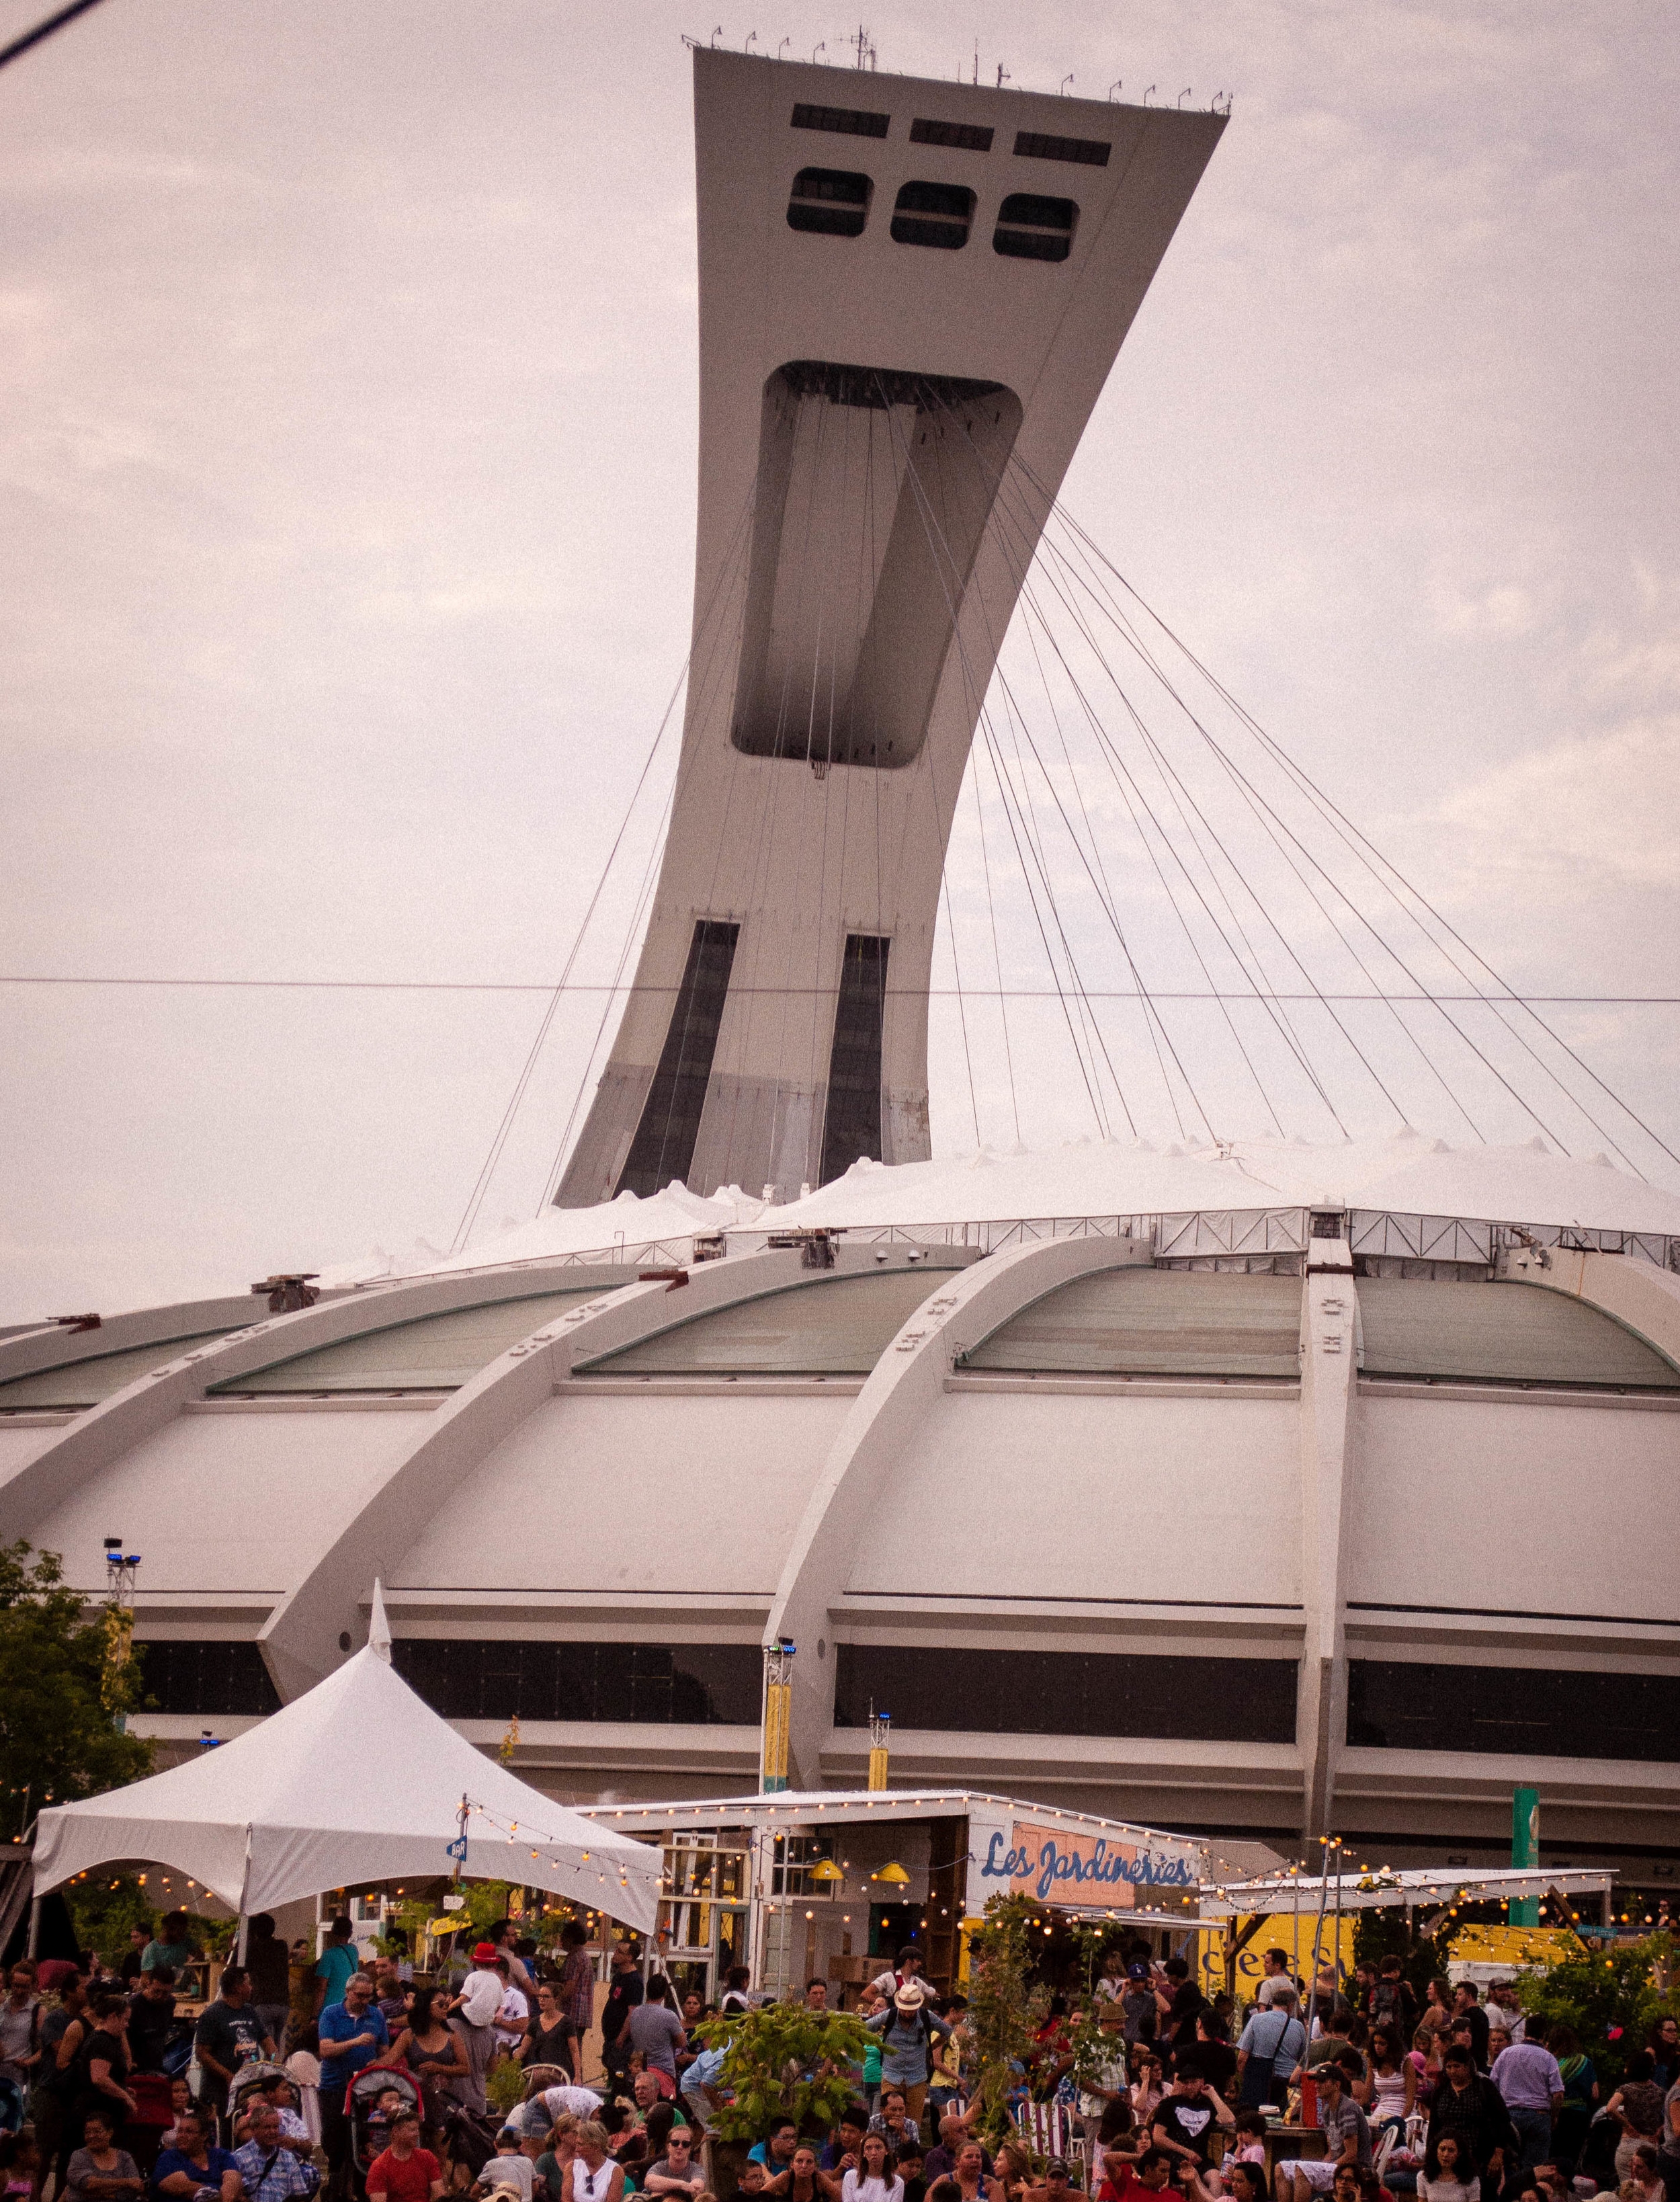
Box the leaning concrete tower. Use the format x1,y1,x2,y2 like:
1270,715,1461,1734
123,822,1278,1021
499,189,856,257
556,50,1223,1207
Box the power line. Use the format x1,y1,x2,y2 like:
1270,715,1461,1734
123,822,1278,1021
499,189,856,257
3,975,1678,1004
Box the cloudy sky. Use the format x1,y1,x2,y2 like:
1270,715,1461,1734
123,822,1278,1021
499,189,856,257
2,0,1677,1321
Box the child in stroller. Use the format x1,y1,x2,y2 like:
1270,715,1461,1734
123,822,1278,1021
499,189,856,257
227,2066,310,2149
350,2072,424,2193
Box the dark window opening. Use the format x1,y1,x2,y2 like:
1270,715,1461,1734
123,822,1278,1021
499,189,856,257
993,191,1077,262
788,166,872,237
393,1639,763,1725
616,920,740,1198
136,1640,281,1717
792,101,890,139
835,1643,1298,1744
890,179,976,249
821,934,888,1183
910,117,994,151
1013,130,1110,167
1347,1660,1680,1764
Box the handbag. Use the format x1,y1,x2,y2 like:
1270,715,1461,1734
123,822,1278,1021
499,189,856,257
1238,2012,1296,2108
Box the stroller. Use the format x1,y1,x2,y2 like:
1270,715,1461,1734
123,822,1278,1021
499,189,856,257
349,2068,425,2191
226,2062,294,2144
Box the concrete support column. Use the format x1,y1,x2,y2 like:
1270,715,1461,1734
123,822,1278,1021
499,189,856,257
1297,1239,1358,1846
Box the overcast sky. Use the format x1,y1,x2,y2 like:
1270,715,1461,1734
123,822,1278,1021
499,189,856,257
2,0,1677,1321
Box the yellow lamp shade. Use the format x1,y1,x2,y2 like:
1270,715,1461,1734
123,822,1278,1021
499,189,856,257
873,1861,911,1885
808,1860,845,1882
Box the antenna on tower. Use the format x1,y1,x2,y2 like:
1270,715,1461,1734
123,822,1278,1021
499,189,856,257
995,61,1010,87
849,23,870,69
972,42,978,85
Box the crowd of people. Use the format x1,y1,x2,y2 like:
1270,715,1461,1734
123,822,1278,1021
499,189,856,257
1,1914,1675,2202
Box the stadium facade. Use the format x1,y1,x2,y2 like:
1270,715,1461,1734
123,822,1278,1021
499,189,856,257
2,52,1676,1899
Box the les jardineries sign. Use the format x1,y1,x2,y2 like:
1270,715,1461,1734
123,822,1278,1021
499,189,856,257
974,1819,1198,1906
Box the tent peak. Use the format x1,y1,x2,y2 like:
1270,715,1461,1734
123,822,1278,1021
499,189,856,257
368,1578,392,1664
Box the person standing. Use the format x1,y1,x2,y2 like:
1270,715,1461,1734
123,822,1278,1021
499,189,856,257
523,1984,575,2072
627,1982,685,2090
1424,2045,1515,2194
125,1967,177,2077
313,1921,359,2020
1236,1990,1303,2110
598,1947,644,2091
1490,2023,1562,2178
245,1918,293,2060
867,1987,952,2133
1254,1954,1295,2012
66,1997,136,2156
0,1967,40,2096
555,1926,596,2084
194,1967,271,2124
1450,1988,1490,2074
142,1917,196,1985
317,1972,388,2198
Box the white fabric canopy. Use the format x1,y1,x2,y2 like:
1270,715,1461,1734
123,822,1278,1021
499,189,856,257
31,1586,660,1931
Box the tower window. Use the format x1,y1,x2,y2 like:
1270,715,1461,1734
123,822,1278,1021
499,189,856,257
792,101,889,139
616,919,740,1199
890,180,975,251
1013,128,1110,166
821,934,890,1183
993,192,1077,262
909,117,994,151
787,167,872,238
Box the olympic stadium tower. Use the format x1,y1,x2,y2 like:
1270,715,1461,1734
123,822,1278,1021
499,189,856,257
3,50,1677,1893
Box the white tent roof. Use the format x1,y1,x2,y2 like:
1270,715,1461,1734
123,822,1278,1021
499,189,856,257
31,1587,660,1930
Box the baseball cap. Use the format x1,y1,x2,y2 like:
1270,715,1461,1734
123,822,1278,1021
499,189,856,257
1128,1963,1149,1981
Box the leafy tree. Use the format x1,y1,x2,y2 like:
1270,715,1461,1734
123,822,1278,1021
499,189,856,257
691,2001,873,2143
964,1895,1050,2139
0,1541,152,1816
1517,1932,1679,2089
65,1870,156,1961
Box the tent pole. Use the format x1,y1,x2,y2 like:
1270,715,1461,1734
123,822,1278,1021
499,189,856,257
27,1898,41,1959
236,1914,249,1965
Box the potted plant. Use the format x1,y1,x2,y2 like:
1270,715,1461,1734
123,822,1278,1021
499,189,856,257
694,2002,874,2199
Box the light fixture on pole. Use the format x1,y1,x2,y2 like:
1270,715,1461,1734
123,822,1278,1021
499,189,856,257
101,1536,140,1731
761,1638,796,1793
868,1703,891,1792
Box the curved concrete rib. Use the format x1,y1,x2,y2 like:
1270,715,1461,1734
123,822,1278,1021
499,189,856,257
1497,1242,1680,1363
0,1263,644,1537
0,1295,274,1386
766,1233,1152,1787
257,1247,821,1700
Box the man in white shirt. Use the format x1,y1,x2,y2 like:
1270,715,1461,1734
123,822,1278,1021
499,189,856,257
1255,1952,1296,2010
493,1961,530,2059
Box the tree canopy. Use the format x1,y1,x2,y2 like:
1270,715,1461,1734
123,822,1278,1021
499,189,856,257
0,1540,153,1824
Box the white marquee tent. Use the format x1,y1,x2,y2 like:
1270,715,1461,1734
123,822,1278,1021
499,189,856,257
31,1586,661,1932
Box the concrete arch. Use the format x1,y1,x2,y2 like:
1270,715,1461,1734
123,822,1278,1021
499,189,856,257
765,1233,1154,1786
1497,1241,1680,1362
0,1262,647,1538
0,1295,266,1387
256,1244,861,1698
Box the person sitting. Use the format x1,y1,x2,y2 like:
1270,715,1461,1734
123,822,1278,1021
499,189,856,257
566,2121,626,2202
642,2131,708,2200
1151,2062,1234,2197
926,2142,1001,2202
843,2134,904,2202
751,2123,802,2176
1417,2134,1479,2202
823,2113,871,2178
481,2132,537,2202
894,2146,926,2202
66,2110,144,2202
1097,2145,1188,2202
366,2108,446,2202
230,2102,319,2202
870,2095,921,2158
151,2107,241,2202
1273,2057,1372,2202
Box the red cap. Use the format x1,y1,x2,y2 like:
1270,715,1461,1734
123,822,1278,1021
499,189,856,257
472,1942,499,1962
